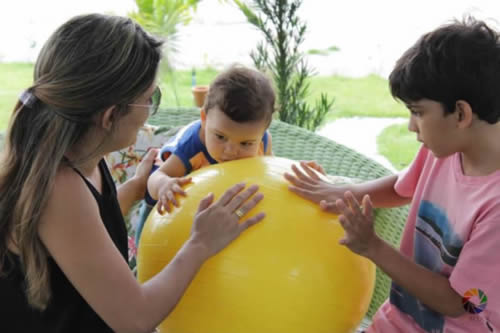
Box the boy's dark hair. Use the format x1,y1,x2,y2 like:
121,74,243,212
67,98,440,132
204,66,276,123
389,17,500,123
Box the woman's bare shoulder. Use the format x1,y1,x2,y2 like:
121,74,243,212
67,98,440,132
40,165,100,231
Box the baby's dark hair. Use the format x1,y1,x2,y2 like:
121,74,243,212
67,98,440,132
204,66,276,123
389,17,500,123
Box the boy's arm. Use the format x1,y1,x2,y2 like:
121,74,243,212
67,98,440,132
369,237,465,317
336,192,465,318
353,174,411,208
285,162,410,214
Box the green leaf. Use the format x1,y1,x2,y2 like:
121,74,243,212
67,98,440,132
235,0,334,130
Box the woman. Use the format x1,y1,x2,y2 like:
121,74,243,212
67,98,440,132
0,14,265,332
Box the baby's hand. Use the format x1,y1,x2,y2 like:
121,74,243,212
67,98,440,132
300,160,326,175
157,176,192,214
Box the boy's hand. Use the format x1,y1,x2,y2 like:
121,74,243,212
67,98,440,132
157,176,192,214
335,191,381,257
300,160,326,175
284,162,347,214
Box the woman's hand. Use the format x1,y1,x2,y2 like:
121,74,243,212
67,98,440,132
129,148,158,201
284,161,349,214
189,183,265,259
156,176,192,214
335,191,381,257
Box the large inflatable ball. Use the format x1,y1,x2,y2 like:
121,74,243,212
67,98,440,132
138,156,375,333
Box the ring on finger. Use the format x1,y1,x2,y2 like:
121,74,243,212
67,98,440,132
234,208,245,219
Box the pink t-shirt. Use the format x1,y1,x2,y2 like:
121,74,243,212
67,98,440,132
367,146,500,333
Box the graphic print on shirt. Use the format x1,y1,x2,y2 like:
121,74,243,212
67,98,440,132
390,200,463,333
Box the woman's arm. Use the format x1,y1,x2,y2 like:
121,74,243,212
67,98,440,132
39,169,265,333
116,149,156,216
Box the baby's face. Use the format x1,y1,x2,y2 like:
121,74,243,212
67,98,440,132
202,107,268,163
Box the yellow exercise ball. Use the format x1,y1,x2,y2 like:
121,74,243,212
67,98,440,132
137,156,375,333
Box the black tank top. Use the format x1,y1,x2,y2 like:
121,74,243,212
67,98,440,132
0,159,128,332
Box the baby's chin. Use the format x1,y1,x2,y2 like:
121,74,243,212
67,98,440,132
213,154,236,163
217,156,256,163
217,158,235,163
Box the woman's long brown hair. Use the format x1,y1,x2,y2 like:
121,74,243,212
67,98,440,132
0,13,162,310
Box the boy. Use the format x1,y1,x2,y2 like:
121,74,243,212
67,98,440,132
135,66,276,243
285,18,500,332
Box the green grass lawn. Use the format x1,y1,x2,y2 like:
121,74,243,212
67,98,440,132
158,67,219,107
377,123,420,170
0,63,34,129
0,62,414,169
0,63,407,129
308,74,408,120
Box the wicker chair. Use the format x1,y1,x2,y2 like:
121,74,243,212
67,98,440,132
139,107,409,328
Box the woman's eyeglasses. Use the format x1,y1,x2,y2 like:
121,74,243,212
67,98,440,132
128,86,162,116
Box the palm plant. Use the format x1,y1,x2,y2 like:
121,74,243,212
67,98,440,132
233,0,334,131
129,0,202,106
